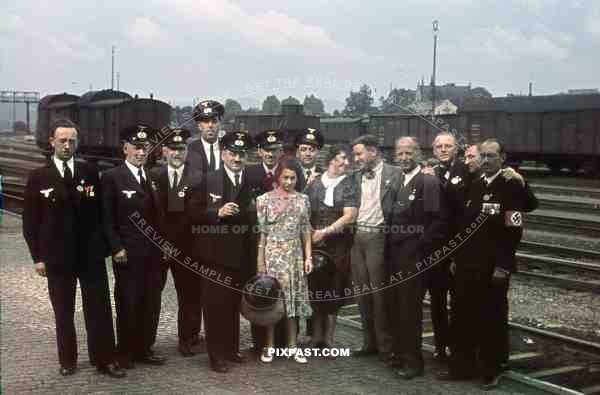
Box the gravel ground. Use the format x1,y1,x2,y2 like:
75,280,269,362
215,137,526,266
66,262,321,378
509,276,600,342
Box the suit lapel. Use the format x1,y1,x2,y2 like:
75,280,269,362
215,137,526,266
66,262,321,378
380,164,395,199
121,164,146,195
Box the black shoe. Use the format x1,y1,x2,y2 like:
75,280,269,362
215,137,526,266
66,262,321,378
97,362,127,378
481,373,502,390
59,366,76,376
396,367,424,380
227,352,248,363
134,352,166,365
433,348,448,363
210,359,229,373
351,348,377,357
385,354,404,368
178,341,196,357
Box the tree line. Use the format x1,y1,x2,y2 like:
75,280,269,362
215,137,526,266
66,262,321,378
172,84,492,125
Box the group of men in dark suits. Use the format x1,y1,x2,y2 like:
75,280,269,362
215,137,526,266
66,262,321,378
23,98,537,390
362,132,538,390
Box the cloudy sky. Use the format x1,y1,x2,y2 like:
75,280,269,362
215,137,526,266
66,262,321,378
2,0,598,111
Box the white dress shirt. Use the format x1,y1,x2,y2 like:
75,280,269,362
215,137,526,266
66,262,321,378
53,156,74,178
201,138,220,170
224,166,243,187
483,169,502,185
125,160,146,184
403,165,421,187
168,165,184,189
357,160,385,226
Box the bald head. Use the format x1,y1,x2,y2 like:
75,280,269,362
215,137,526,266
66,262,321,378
394,136,421,171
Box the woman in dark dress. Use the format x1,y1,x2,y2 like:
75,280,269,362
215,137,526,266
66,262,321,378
306,145,359,350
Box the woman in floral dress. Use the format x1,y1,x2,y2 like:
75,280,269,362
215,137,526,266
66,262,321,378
256,162,313,364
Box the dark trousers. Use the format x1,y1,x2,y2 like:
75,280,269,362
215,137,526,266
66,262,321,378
424,261,453,352
112,252,163,360
46,261,115,368
162,261,203,343
388,241,424,369
450,265,509,378
202,265,241,362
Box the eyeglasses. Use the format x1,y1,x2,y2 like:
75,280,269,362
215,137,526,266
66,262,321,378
479,153,500,160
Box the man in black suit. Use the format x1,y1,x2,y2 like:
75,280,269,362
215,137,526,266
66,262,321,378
101,124,166,368
22,118,125,378
188,100,225,173
246,129,283,193
386,137,448,379
426,132,466,361
440,139,538,390
189,131,259,373
151,128,205,357
292,128,324,193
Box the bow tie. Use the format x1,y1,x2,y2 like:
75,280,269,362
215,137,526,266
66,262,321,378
363,169,375,180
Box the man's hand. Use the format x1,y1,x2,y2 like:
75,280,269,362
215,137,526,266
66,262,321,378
218,202,240,218
501,167,525,187
449,260,456,275
113,249,127,265
307,172,321,187
34,262,47,277
421,166,435,176
312,229,326,244
492,267,510,281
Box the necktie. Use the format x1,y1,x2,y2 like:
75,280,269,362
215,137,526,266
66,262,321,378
209,144,216,171
305,169,312,180
234,173,240,189
172,170,179,190
63,161,73,185
137,168,144,183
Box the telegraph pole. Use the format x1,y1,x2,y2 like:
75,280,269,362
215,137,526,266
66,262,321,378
431,20,439,115
117,72,120,91
111,45,115,90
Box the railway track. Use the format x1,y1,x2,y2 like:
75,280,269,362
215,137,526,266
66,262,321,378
338,303,600,395
516,252,600,294
524,209,600,239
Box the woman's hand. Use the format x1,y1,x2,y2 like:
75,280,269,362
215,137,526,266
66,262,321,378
304,257,313,274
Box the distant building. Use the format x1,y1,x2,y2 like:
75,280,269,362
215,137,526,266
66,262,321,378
565,89,599,95
406,99,458,115
416,82,473,106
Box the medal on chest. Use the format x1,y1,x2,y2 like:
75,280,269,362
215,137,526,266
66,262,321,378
408,187,416,201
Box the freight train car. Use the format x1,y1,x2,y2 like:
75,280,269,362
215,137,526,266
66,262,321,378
320,116,368,144
36,93,80,154
36,90,172,163
353,94,600,174
460,94,600,174
233,103,319,149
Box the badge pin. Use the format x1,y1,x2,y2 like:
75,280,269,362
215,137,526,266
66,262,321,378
451,176,462,185
79,179,85,185
89,191,95,197
122,190,136,199
76,185,84,192
178,191,185,198
40,188,54,198
408,194,415,201
483,194,491,201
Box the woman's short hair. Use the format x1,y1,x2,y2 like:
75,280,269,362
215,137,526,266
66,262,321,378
325,144,346,164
